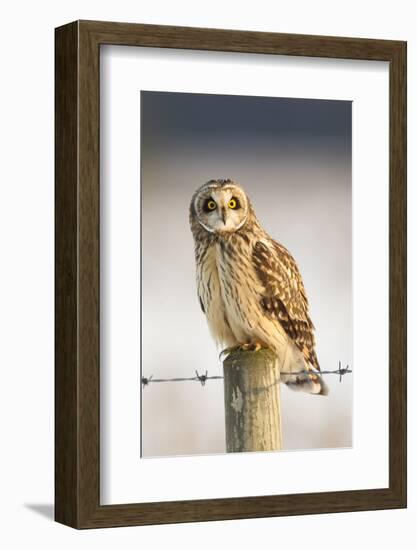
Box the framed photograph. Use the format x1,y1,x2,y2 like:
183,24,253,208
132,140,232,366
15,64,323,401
55,20,406,528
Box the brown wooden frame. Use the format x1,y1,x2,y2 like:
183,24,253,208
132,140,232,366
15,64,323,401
55,20,407,529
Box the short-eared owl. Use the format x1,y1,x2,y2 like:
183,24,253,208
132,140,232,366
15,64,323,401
189,179,328,395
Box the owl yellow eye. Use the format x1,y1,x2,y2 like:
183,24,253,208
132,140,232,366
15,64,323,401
228,198,237,209
206,200,217,211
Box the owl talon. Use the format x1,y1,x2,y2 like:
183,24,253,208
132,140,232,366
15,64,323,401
220,342,264,361
241,342,264,352
219,346,239,361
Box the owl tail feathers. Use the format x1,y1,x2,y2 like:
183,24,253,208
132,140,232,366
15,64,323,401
281,368,329,396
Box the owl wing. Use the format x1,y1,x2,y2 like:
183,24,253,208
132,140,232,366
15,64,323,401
252,240,320,371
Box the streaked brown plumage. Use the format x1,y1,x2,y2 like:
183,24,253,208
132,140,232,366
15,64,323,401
189,179,328,395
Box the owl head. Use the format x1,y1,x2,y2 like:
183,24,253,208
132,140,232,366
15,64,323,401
190,179,251,235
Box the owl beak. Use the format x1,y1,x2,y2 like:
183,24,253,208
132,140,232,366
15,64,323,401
221,207,227,225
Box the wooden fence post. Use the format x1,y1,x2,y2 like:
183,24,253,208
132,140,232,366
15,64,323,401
223,348,282,452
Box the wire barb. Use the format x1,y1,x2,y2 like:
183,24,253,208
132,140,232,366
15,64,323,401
336,361,351,382
141,375,153,388
195,370,208,386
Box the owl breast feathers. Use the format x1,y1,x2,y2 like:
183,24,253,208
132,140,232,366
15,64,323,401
189,179,328,396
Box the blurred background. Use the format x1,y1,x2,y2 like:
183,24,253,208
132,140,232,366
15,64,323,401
141,91,352,457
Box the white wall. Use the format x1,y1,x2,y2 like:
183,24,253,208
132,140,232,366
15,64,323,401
0,0,414,548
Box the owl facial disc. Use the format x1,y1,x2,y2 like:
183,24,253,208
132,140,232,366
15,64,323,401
192,180,249,235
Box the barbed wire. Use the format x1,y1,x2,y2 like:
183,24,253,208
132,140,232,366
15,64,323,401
141,362,351,388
